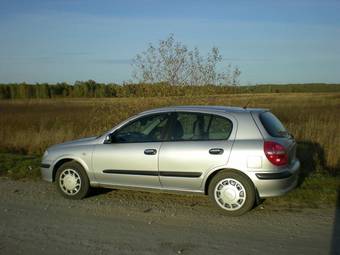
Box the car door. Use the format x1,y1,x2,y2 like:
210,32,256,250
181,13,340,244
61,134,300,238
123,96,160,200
159,112,236,191
92,113,171,188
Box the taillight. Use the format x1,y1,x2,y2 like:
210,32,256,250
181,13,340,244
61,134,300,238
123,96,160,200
264,141,288,166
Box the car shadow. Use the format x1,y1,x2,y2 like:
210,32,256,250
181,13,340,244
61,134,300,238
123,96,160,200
87,187,113,198
296,141,340,254
296,140,337,186
331,187,340,254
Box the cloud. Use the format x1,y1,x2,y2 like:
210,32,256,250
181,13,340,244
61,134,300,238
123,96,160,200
223,57,271,62
95,58,132,65
59,51,91,56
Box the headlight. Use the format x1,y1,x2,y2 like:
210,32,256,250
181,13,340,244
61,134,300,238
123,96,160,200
43,150,49,157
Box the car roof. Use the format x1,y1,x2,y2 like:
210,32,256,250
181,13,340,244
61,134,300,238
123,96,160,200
140,105,268,115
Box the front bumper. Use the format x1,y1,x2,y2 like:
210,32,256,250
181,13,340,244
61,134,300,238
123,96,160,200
253,160,300,198
40,163,53,182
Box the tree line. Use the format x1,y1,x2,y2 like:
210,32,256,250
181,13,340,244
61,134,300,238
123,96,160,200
0,81,339,99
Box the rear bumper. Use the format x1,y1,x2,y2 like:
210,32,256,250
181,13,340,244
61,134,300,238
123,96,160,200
254,160,300,198
40,163,53,182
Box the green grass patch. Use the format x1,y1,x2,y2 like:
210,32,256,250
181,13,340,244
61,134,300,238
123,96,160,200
0,153,41,179
265,174,340,208
0,152,339,208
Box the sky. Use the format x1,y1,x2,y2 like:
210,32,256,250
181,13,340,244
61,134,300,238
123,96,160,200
0,0,339,85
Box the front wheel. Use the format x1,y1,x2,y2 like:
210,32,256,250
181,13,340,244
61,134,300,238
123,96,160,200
55,161,90,199
208,170,255,216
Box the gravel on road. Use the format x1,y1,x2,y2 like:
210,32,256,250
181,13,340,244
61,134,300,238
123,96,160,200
0,178,339,255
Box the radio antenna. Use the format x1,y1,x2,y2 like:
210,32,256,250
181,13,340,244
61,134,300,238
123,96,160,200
243,99,251,109
243,84,253,109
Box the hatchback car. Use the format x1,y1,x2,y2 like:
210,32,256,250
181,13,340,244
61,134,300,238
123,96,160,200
41,106,300,215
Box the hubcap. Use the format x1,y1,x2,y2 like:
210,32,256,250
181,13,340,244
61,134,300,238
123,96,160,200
59,169,81,195
214,178,246,211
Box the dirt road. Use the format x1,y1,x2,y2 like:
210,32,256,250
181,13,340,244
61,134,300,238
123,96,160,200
0,178,339,255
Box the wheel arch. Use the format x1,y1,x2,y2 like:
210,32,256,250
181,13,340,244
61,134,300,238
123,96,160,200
203,168,255,195
52,156,89,182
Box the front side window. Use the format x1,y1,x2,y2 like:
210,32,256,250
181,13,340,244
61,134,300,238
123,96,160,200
111,113,171,143
169,112,232,141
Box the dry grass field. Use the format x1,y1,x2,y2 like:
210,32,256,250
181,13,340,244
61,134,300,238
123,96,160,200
0,92,339,206
1,92,339,175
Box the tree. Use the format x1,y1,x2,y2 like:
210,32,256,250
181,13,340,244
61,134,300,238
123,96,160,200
132,34,241,86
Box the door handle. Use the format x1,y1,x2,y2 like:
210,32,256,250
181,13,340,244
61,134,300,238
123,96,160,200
144,149,157,155
209,148,224,155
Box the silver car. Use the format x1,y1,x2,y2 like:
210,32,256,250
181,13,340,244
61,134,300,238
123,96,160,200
41,106,300,215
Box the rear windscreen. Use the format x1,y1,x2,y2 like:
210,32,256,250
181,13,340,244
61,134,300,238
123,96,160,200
259,112,288,138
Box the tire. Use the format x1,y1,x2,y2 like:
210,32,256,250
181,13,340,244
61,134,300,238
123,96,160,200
208,170,255,216
55,161,90,199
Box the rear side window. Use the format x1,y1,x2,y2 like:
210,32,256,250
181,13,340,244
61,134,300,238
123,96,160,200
259,112,288,138
170,112,232,141
209,115,232,140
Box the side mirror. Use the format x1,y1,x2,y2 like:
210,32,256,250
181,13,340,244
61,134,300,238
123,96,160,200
104,135,112,144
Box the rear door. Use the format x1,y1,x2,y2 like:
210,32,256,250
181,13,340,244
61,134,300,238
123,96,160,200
158,112,236,191
92,113,171,188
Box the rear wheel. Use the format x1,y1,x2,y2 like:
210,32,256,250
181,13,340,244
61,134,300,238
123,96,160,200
56,161,90,199
208,170,255,216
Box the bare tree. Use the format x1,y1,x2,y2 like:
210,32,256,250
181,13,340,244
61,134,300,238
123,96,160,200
132,34,241,86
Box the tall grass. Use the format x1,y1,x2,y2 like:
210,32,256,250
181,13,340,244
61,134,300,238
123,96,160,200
0,92,339,175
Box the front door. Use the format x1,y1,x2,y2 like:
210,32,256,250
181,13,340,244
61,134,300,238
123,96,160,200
92,113,171,188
